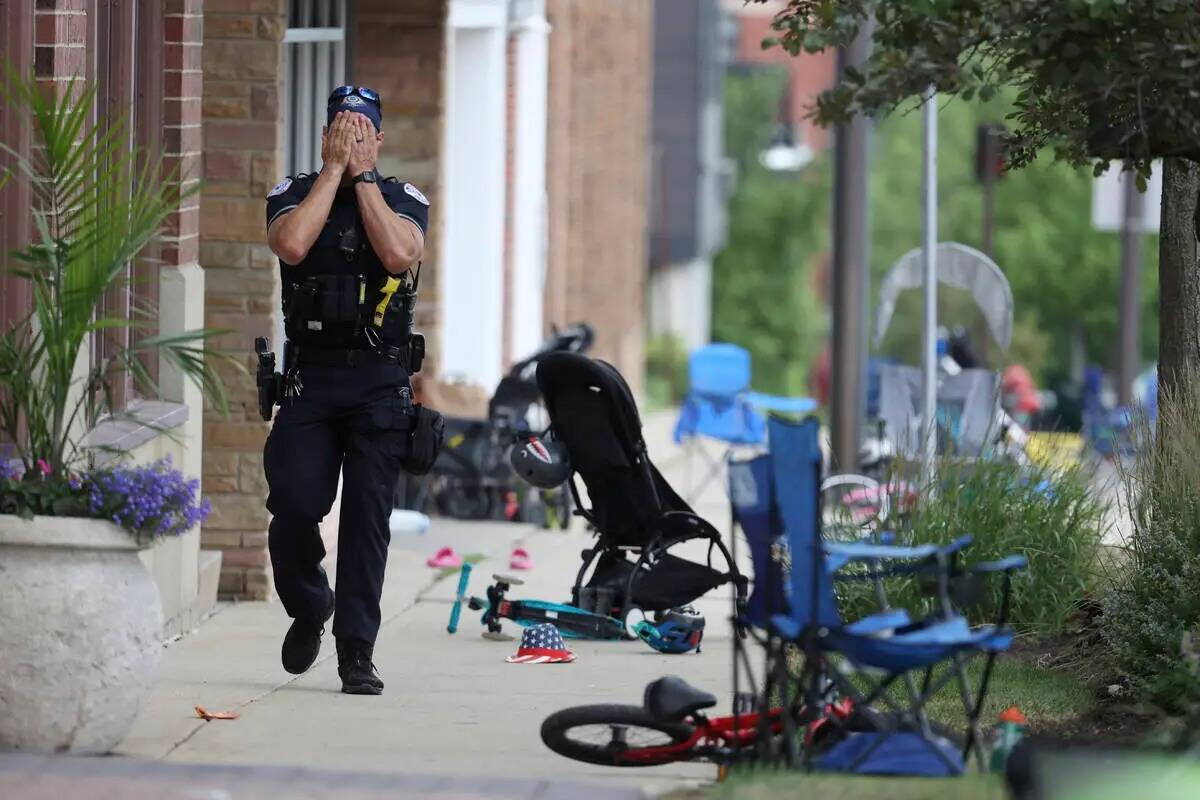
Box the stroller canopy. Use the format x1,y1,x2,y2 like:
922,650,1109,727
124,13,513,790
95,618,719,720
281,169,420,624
536,352,692,547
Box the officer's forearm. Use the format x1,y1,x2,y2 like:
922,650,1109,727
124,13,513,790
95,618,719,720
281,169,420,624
267,169,341,265
355,183,424,274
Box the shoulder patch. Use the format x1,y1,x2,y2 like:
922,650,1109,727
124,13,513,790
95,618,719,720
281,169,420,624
403,183,429,205
267,178,293,198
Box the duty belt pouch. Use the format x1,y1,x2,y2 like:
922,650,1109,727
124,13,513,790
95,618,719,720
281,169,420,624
315,275,361,323
377,289,416,342
402,404,445,476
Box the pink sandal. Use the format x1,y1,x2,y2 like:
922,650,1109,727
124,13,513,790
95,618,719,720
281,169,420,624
509,547,533,571
426,546,462,569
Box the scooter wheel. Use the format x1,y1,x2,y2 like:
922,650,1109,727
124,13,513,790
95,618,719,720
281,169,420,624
622,606,646,639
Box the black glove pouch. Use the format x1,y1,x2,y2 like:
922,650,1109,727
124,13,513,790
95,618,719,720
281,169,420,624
403,404,445,475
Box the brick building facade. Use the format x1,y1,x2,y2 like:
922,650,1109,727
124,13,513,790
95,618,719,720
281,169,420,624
1,0,215,633
3,0,656,602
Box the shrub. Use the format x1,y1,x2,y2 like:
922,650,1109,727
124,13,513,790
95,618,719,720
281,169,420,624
839,457,1106,634
645,333,689,409
1102,384,1200,712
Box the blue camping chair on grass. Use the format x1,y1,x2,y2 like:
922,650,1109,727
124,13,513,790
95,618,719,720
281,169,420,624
729,416,1026,776
674,343,815,502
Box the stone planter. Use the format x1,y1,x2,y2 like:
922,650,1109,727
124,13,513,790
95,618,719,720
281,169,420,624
0,515,163,754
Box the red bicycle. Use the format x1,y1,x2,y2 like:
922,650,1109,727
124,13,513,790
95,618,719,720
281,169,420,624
539,676,852,768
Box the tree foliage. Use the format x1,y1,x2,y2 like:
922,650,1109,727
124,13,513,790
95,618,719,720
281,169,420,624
758,0,1200,179
712,69,828,395
867,91,1158,383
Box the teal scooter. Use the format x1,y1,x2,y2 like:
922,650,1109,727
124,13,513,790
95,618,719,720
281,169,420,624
447,568,625,641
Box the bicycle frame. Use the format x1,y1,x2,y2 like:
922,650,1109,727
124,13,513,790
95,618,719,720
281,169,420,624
614,699,852,766
616,709,784,766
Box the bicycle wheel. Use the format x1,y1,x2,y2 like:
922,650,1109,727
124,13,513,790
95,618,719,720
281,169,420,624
541,705,694,767
820,473,887,543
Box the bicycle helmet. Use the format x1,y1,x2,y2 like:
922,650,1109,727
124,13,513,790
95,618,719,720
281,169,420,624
510,435,572,489
632,606,705,654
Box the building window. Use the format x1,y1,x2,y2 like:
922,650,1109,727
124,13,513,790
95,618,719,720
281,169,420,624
284,0,348,176
0,0,33,337
92,0,165,406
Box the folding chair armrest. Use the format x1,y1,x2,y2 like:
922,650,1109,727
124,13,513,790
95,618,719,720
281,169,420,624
823,534,973,566
967,555,1028,573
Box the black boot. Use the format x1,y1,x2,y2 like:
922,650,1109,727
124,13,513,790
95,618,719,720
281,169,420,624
337,639,384,695
281,591,335,675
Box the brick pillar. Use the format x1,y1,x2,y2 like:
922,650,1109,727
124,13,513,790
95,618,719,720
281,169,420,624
163,0,203,275
33,0,86,92
199,0,286,601
353,0,446,389
545,0,652,396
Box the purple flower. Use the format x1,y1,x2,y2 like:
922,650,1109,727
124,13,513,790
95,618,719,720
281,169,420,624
67,474,82,491
83,458,209,540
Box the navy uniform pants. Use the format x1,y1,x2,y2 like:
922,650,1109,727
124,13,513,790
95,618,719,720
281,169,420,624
263,362,411,649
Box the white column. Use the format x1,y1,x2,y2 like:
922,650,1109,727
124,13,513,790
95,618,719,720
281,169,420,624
510,1,549,360
440,0,509,389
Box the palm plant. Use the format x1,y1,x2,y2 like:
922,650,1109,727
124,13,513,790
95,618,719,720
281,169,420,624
0,68,229,479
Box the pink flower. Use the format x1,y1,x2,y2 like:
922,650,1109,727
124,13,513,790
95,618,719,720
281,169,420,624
36,458,51,477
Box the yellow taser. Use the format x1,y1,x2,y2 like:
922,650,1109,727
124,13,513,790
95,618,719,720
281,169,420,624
374,276,401,327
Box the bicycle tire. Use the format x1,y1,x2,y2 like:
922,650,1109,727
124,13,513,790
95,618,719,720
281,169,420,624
541,705,694,767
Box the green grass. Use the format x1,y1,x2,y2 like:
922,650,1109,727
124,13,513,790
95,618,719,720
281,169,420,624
700,772,1005,800
886,655,1094,731
681,653,1093,800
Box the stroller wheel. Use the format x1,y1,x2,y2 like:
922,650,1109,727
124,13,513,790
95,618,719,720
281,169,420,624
482,630,515,642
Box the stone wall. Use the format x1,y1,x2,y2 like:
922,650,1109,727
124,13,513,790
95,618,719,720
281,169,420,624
352,0,446,382
544,0,653,396
199,0,287,600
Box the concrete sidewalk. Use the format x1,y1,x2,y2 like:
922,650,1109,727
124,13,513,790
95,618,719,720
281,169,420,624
111,411,741,798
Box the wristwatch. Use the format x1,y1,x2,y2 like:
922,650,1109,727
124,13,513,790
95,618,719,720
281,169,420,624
352,169,380,185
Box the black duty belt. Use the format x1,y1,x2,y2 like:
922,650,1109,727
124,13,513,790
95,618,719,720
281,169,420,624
296,347,399,368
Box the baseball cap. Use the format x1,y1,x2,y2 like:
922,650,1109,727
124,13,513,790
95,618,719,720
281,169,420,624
326,85,382,131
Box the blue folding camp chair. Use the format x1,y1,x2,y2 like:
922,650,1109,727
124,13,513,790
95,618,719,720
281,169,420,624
729,415,1026,775
675,343,815,502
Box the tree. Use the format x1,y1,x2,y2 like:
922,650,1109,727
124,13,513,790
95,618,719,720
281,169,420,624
755,0,1200,413
712,69,828,396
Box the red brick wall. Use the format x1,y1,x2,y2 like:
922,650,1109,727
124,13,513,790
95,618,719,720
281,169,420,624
163,0,204,271
545,0,652,396
199,0,286,601
34,0,86,87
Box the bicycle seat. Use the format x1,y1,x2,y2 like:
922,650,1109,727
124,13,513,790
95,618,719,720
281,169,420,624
643,675,717,721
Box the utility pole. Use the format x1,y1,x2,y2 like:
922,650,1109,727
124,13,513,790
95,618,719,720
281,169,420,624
829,20,874,473
976,124,1003,257
1117,172,1143,407
921,87,938,481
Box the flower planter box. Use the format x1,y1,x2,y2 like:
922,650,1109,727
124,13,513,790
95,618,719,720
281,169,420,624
0,515,163,754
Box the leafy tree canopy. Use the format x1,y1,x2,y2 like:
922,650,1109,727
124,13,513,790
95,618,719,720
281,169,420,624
756,0,1200,181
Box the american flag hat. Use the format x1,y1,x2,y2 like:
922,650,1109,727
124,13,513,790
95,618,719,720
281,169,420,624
505,623,576,664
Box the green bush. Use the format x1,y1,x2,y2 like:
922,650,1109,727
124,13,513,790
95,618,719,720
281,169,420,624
839,458,1106,634
1103,385,1200,712
644,333,689,410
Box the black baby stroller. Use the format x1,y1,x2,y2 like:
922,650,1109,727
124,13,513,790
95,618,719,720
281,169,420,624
536,352,747,621
398,323,593,522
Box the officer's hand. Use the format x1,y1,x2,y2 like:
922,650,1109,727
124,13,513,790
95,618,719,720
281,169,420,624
348,115,379,176
323,112,354,173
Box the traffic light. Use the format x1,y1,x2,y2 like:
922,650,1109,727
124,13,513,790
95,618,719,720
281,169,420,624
975,123,1006,183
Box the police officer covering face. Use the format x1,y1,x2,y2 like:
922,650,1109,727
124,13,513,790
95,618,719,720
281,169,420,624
262,86,429,695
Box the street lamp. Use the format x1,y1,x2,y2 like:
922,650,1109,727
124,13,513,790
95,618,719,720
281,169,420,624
759,125,814,173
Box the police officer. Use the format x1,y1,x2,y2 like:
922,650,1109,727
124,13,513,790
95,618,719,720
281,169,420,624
263,86,429,695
